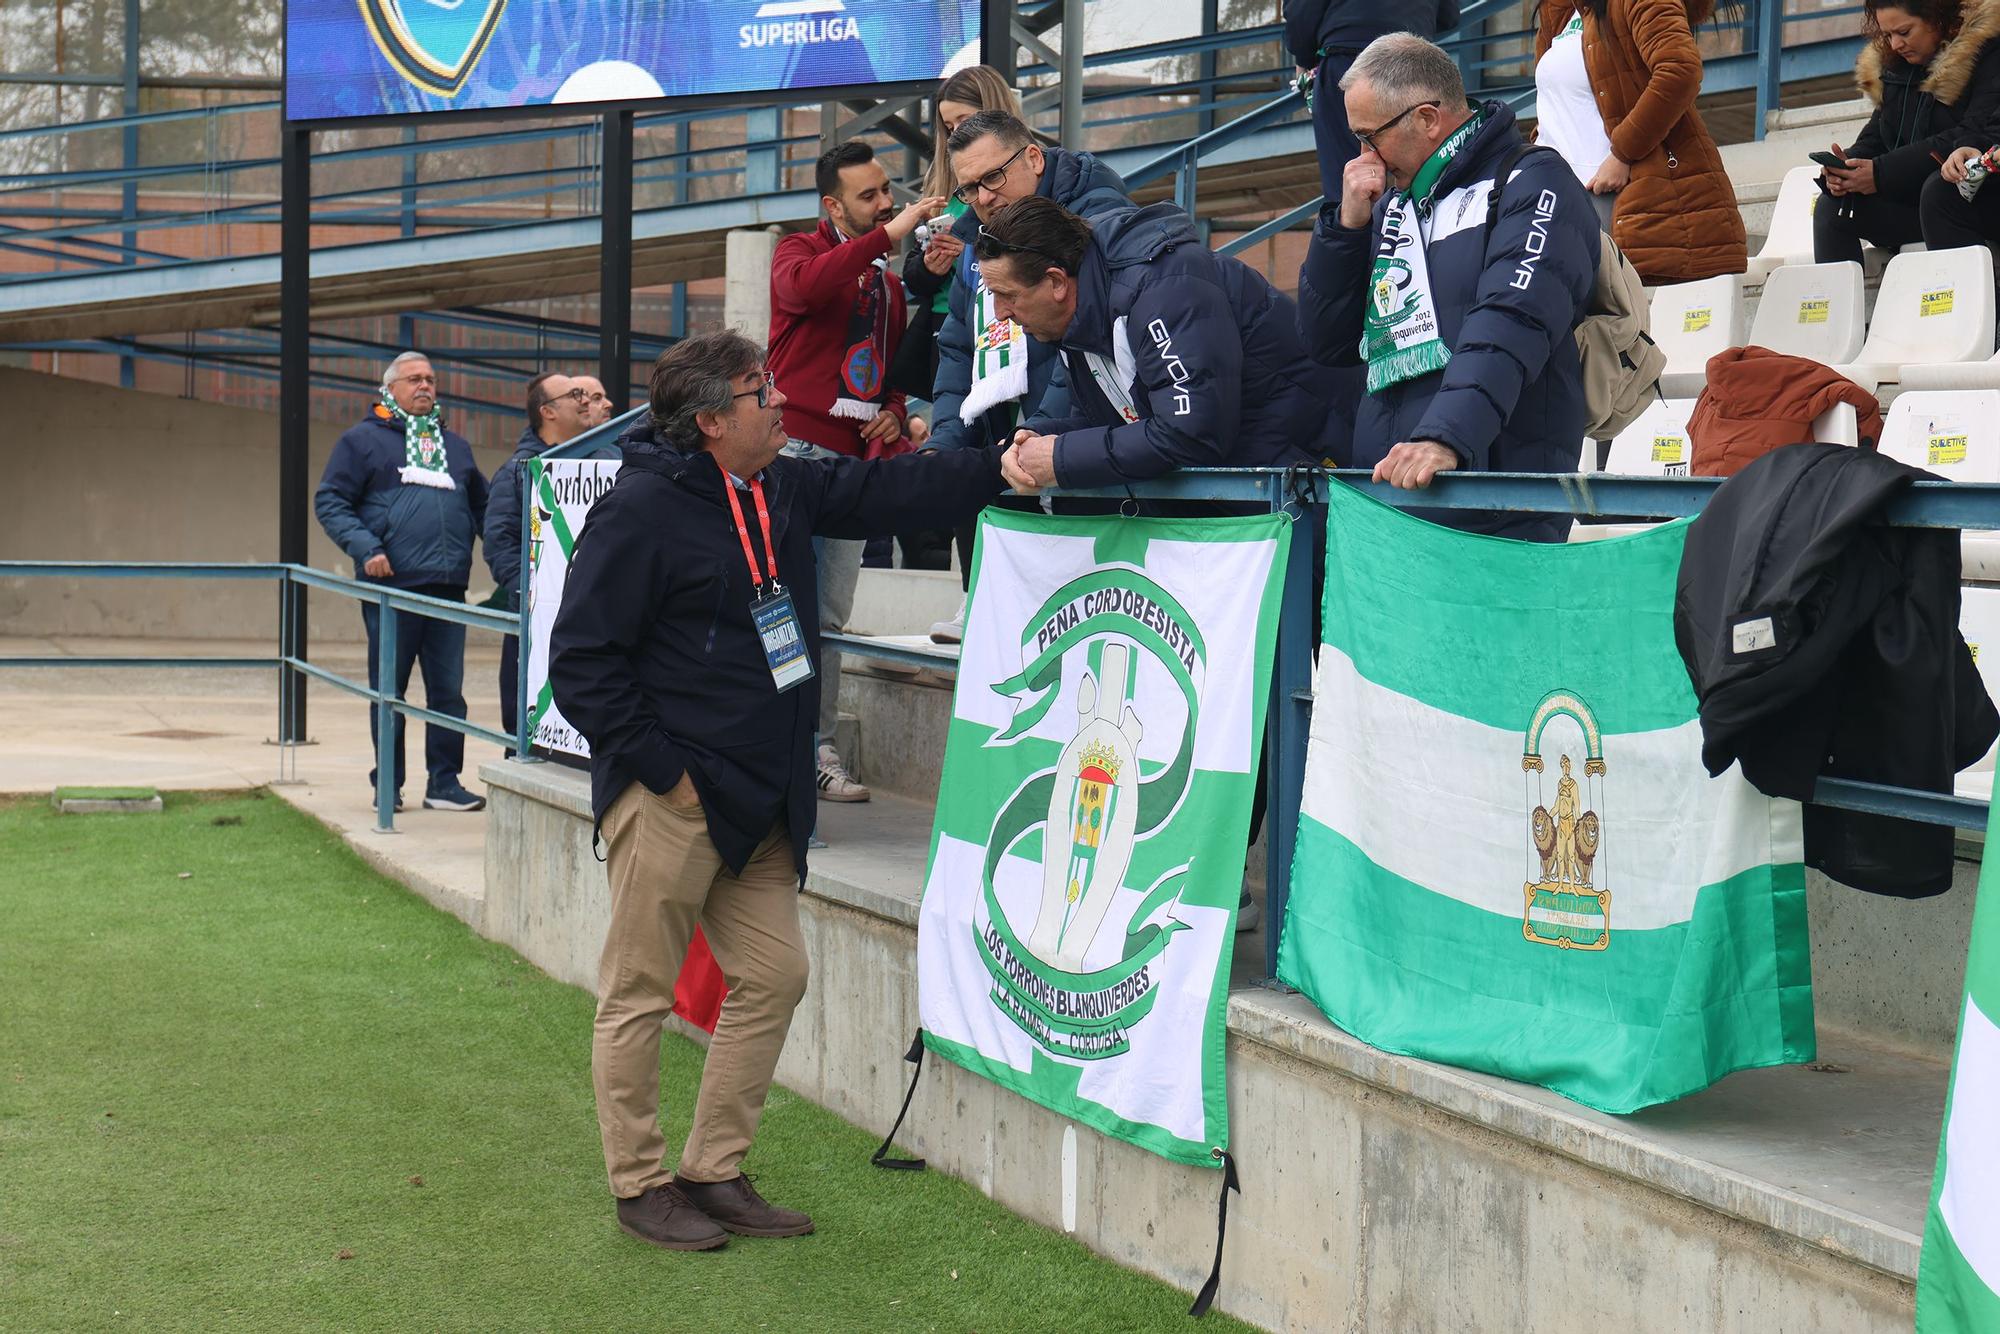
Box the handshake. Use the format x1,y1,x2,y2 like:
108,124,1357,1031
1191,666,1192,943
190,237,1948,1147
999,428,1059,494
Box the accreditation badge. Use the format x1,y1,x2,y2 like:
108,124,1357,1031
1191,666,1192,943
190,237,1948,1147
751,584,814,693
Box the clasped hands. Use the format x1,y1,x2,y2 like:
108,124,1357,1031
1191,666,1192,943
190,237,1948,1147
1000,429,1057,493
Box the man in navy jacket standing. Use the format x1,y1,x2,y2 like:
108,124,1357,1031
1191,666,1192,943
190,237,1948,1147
1298,34,1598,542
1286,0,1460,203
549,332,1035,1252
975,197,1336,487
315,351,490,811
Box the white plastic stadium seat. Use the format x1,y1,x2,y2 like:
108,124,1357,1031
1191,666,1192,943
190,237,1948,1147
1878,390,2000,479
1744,167,1823,284
1899,350,2000,393
1602,397,1698,476
1957,587,2000,798
1745,260,1867,367
1653,274,1749,399
1833,245,1997,391
1877,389,2000,579
1810,401,1861,446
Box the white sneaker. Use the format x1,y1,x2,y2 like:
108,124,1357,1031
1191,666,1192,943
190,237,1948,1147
929,597,967,645
1236,889,1262,933
816,743,871,803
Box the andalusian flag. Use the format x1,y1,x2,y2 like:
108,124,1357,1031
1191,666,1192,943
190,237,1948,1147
918,509,1290,1164
1917,810,2000,1331
1278,485,1814,1113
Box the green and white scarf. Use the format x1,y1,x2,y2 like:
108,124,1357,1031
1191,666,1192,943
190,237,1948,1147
381,387,456,491
960,270,1031,425
1361,110,1484,394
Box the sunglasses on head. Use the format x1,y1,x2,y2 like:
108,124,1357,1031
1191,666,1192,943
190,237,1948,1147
975,224,1061,270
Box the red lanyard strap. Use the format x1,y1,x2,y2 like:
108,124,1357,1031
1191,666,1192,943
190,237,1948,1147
723,476,779,588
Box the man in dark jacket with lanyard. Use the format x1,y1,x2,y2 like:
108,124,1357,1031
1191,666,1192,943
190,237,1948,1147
315,350,490,811
1287,0,1461,203
979,197,1338,485
484,371,598,745
1298,34,1598,542
548,332,1036,1252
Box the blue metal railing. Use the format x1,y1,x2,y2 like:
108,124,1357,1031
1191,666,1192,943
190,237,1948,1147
0,561,519,834
815,467,2000,981
3,467,1994,978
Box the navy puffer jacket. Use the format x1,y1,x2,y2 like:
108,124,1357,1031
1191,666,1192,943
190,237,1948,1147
1028,203,1335,484
1298,103,1597,541
314,410,488,589
927,146,1132,453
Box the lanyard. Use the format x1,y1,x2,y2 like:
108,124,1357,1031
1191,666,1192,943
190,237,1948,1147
722,476,779,589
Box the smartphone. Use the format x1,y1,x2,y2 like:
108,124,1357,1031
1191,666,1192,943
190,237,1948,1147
1809,150,1850,171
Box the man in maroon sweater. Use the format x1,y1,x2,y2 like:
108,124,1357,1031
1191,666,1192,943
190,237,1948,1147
769,141,944,803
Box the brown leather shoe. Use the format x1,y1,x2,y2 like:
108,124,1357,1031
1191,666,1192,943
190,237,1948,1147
615,1184,729,1251
674,1174,814,1238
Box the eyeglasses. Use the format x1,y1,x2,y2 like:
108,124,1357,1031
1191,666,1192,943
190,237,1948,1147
952,143,1031,203
731,369,778,408
1352,100,1440,152
975,224,1060,271
559,387,591,405
398,373,438,386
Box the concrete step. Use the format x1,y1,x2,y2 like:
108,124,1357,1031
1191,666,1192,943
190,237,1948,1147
848,566,962,639
482,759,1929,1331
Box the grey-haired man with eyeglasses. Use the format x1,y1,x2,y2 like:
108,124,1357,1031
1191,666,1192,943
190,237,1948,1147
315,350,491,811
485,371,609,748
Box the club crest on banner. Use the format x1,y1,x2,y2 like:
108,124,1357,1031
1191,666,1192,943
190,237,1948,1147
358,0,508,97
1521,689,1609,950
973,569,1209,1063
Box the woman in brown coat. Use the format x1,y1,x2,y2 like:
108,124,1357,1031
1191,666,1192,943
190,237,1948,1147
1534,0,1748,281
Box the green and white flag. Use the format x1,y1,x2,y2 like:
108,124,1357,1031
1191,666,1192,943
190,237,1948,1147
1916,803,2000,1332
918,509,1290,1165
523,457,620,758
1278,486,1814,1113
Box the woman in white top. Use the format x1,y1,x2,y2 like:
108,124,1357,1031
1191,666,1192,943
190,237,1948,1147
1533,0,1747,282
1537,5,1621,229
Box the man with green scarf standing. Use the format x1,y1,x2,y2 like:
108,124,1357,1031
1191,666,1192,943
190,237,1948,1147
315,350,491,811
1297,33,1598,543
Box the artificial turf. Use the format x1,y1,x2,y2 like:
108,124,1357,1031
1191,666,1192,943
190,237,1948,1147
0,792,1248,1333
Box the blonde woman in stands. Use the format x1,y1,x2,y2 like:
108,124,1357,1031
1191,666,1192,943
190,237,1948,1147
1533,0,1747,281
891,66,1023,404
1815,0,2000,263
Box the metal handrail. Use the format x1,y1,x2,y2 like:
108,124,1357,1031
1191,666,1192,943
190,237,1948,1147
0,560,520,833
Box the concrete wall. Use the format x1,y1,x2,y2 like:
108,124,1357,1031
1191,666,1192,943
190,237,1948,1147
0,366,518,643
479,761,1917,1334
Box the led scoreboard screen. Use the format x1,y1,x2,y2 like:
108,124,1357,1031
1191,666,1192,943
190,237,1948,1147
286,0,984,122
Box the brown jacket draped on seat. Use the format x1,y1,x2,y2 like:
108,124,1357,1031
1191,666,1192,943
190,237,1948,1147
1687,345,1884,476
1535,0,1748,282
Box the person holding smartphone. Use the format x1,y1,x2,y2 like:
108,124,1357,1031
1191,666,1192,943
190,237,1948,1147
1814,0,2000,264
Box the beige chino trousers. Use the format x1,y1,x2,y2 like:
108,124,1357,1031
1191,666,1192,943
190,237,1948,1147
593,780,808,1197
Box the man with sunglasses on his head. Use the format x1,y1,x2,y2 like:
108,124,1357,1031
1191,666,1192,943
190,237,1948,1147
1297,33,1598,542
548,333,1037,1253
485,371,609,748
